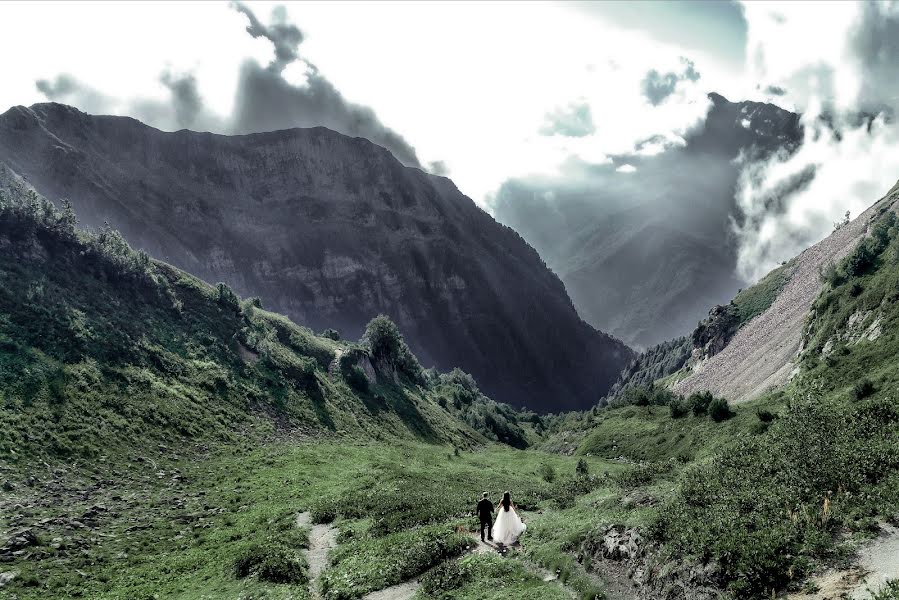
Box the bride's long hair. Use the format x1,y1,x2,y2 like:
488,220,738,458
502,491,511,511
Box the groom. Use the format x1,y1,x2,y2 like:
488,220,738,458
476,492,494,542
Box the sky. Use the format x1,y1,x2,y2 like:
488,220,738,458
2,0,899,283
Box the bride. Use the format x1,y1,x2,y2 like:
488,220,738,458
492,491,526,545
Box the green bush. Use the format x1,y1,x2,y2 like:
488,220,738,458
234,543,307,584
363,315,424,383
853,378,876,400
540,463,556,483
669,397,689,419
321,328,341,341
320,526,468,600
709,397,734,422
345,365,370,393
420,559,468,595
872,580,899,600
689,391,713,416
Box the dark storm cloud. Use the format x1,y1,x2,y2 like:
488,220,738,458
539,102,595,137
229,2,421,167
764,85,787,96
640,58,701,106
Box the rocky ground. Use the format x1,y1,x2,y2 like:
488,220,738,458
675,184,899,403
787,523,899,600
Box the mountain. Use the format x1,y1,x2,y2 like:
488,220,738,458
0,167,535,460
493,92,803,349
671,180,899,402
0,102,633,412
604,179,899,405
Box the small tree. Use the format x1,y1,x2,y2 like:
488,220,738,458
709,397,734,422
539,463,556,483
216,282,241,314
669,397,689,419
689,391,713,416
576,458,589,478
321,328,341,341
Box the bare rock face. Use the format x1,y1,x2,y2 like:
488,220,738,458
0,103,633,411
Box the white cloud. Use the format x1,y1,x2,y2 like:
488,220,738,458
732,1,899,282
616,164,637,174
0,0,742,207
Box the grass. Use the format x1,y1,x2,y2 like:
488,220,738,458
1,440,638,599
419,553,572,600
732,259,794,326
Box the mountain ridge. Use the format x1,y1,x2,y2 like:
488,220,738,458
0,102,633,412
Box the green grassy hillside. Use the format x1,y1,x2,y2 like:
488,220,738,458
0,179,532,464
556,208,899,598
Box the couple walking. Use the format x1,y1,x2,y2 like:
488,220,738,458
476,491,526,546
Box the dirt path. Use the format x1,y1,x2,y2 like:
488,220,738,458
787,523,899,600
296,512,339,598
360,580,421,600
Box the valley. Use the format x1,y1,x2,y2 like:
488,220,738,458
3,114,899,600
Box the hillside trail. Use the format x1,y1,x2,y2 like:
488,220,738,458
467,533,578,599
786,523,899,600
296,511,339,599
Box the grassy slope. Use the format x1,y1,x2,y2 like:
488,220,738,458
0,176,610,599
3,437,648,599
0,179,534,464
624,210,899,598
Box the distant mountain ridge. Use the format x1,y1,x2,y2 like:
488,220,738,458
494,92,803,349
0,102,633,412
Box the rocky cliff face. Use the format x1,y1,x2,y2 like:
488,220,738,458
0,102,632,411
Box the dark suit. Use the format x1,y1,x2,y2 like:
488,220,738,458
477,498,494,541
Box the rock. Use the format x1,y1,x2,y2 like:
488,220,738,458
4,529,38,552
1,480,12,492
0,570,18,587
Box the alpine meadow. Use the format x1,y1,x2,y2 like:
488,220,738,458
4,3,899,600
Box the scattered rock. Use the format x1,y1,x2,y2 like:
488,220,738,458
0,570,18,587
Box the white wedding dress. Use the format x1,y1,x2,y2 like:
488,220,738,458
492,504,526,545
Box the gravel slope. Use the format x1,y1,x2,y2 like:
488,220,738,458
674,182,899,403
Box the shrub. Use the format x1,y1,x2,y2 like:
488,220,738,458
345,365,370,393
257,548,307,584
708,397,734,422
853,378,876,400
540,463,557,483
234,544,307,584
669,397,689,419
420,559,468,595
321,328,341,341
871,579,899,600
576,458,589,477
756,408,778,423
689,391,713,416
